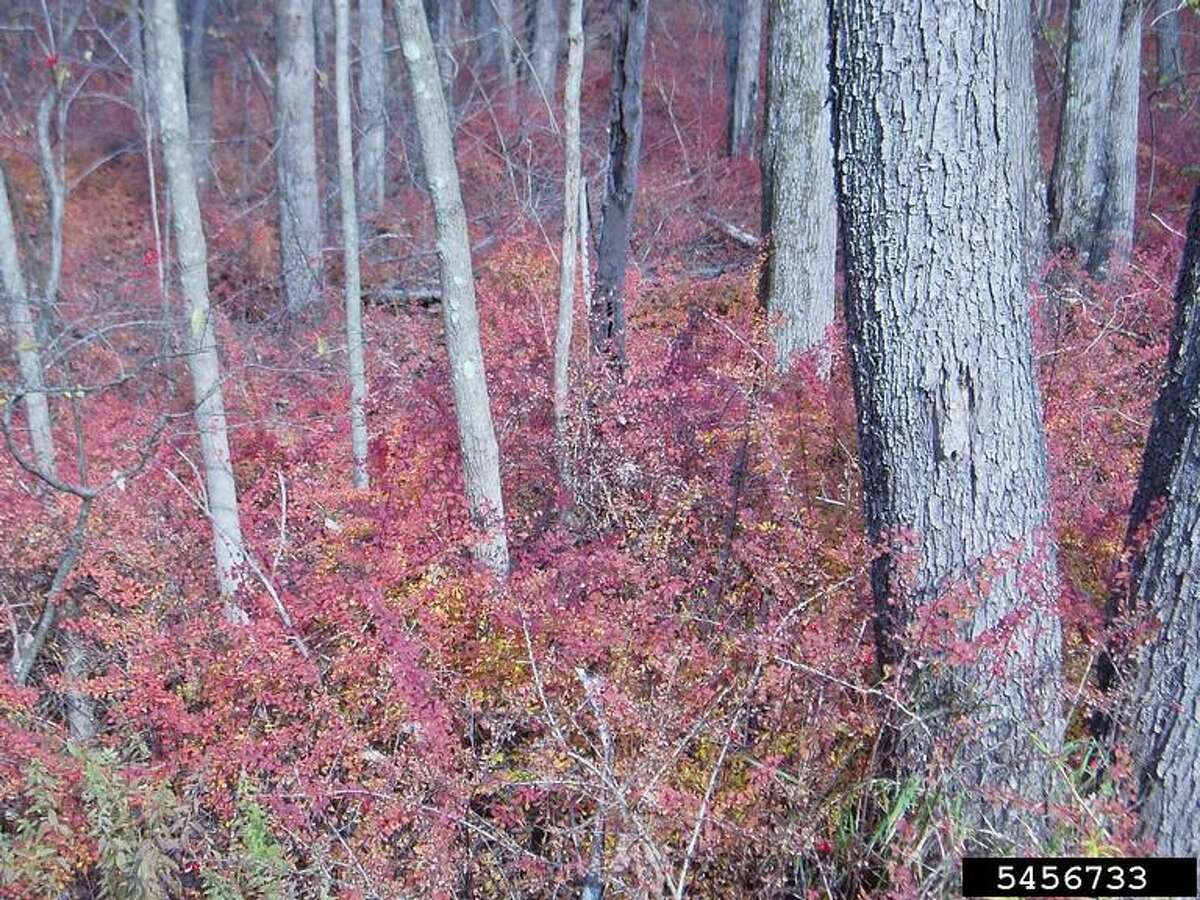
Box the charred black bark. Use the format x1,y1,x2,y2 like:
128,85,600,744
589,0,649,368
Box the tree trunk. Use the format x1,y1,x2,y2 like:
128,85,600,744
590,0,649,368
357,0,388,215
488,0,517,86
1117,185,1200,855
552,0,583,489
184,0,214,192
0,165,56,478
723,0,739,151
1048,0,1142,278
431,0,461,113
830,0,1064,845
335,0,370,490
275,0,325,315
149,0,248,614
728,0,762,157
1153,0,1182,86
393,0,509,577
531,0,561,95
758,0,833,373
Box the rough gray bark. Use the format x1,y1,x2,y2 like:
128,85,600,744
184,0,214,191
335,0,370,489
394,0,510,577
729,0,762,157
590,0,649,367
1048,0,1142,278
1153,0,1182,86
531,0,561,95
358,0,388,215
0,165,56,477
149,0,248,612
830,0,1064,845
1009,0,1048,272
552,0,583,487
1119,185,1200,855
275,0,325,315
759,0,834,373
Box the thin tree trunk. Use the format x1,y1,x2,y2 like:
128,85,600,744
759,0,833,373
590,0,649,368
431,0,461,113
393,0,509,577
531,0,560,95
1116,185,1200,855
184,0,214,191
276,0,325,315
486,0,517,86
149,0,248,614
728,0,761,157
723,0,739,151
830,0,1064,847
552,0,583,489
0,165,56,477
1048,0,1142,278
314,0,340,233
1153,0,1182,86
335,0,370,490
358,0,388,215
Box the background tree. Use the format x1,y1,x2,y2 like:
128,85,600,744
1152,0,1182,86
728,0,761,157
184,0,215,191
275,0,325,315
530,0,561,94
0,165,56,477
830,0,1064,850
552,0,583,488
335,0,369,489
1049,0,1142,277
590,0,649,367
1113,184,1200,855
150,0,248,612
759,0,833,372
394,0,509,576
357,0,387,215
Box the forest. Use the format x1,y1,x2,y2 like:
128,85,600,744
0,0,1198,896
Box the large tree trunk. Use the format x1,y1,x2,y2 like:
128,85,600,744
184,0,214,192
393,0,510,577
758,0,833,373
552,0,583,488
1117,185,1200,855
275,0,325,316
1153,0,1182,86
357,0,388,215
1048,0,1142,278
149,0,248,614
830,0,1064,846
728,0,762,157
530,0,560,95
335,0,370,490
590,0,649,368
0,165,56,478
